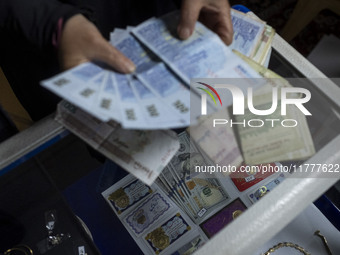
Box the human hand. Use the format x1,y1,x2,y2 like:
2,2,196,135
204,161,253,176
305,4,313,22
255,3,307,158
177,0,233,45
59,14,135,72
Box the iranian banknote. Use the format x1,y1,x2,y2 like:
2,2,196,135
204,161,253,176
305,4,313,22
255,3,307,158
56,101,180,185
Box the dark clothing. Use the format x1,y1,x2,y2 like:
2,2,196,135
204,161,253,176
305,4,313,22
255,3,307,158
0,0,179,121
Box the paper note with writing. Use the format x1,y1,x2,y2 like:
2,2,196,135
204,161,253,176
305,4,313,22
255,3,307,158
235,103,315,165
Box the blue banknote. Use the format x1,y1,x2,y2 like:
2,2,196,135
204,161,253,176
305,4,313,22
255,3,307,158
111,30,192,127
230,10,265,57
71,63,104,81
132,11,264,105
115,74,149,128
113,32,159,73
130,77,186,128
43,11,266,129
94,72,122,122
137,63,191,125
41,62,109,121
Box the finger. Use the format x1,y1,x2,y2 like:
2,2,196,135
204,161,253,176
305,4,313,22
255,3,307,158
208,1,233,45
178,0,203,40
214,11,234,45
90,37,136,73
220,2,234,45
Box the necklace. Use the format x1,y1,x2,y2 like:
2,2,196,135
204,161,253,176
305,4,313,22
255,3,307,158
262,242,311,255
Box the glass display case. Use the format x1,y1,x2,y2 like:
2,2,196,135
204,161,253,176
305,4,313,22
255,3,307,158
0,33,339,255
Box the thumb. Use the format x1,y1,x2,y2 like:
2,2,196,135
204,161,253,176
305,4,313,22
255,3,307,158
90,38,136,73
59,14,135,73
178,0,203,40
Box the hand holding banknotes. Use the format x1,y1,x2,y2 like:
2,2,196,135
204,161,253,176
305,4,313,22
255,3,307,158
178,0,233,45
59,14,136,72
60,1,234,73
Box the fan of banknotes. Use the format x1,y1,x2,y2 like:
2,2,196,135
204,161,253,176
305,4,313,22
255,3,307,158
49,10,317,187
41,10,274,130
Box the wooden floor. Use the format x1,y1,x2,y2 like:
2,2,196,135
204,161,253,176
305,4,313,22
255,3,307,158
0,68,33,131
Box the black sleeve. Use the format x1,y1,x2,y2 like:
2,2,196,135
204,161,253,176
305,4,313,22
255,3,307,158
0,0,79,49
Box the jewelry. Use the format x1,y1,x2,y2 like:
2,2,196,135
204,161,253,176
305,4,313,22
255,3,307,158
47,233,71,247
4,244,33,255
262,242,311,255
262,230,334,255
45,211,56,236
44,210,71,249
314,230,333,255
232,210,243,219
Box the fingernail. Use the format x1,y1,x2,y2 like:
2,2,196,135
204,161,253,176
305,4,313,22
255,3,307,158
125,61,136,73
178,27,191,39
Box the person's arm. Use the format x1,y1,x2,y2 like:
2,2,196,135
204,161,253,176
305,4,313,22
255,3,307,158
0,0,135,72
0,0,78,49
177,0,233,45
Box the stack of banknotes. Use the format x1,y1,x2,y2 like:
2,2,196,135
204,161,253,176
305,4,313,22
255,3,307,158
154,132,230,222
55,101,180,186
48,10,316,184
42,10,272,130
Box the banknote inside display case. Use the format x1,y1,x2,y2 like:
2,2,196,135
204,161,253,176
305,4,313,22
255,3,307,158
101,130,290,254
